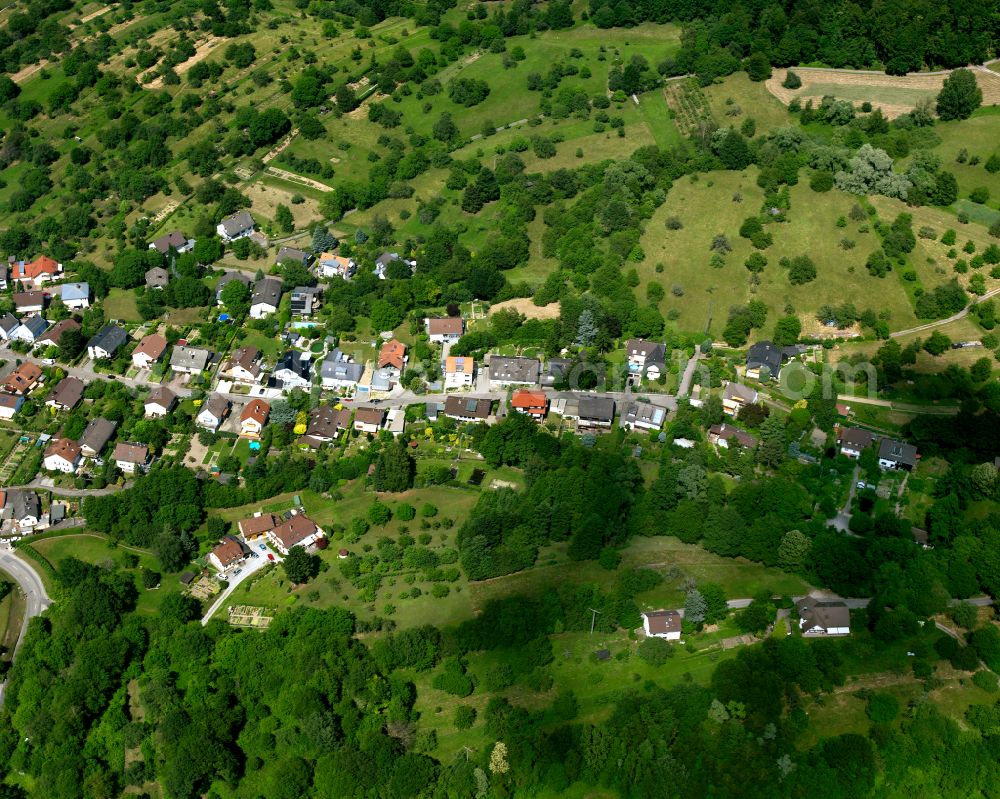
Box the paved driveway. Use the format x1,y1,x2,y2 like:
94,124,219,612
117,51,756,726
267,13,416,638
201,543,281,625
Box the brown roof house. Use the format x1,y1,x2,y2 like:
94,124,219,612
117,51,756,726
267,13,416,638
238,512,280,540
837,427,876,459
113,442,150,474
708,423,758,451
304,405,351,446
36,318,80,348
209,536,248,573
144,386,177,418
267,513,323,556
132,334,168,369
196,394,231,432
642,610,682,641
79,417,117,458
795,597,851,636
45,376,84,411
444,395,491,423
240,399,270,438
425,316,464,343
353,406,386,434
222,346,263,384
721,382,758,416
43,438,82,474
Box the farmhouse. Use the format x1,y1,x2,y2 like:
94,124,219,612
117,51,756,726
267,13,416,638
488,356,540,388
3,363,42,395
196,394,231,432
444,355,475,389
222,346,263,384
838,427,876,459
113,442,150,474
796,597,850,636
238,512,280,540
425,316,464,343
249,277,283,318
79,418,117,458
643,610,682,641
43,438,82,474
87,324,128,360
145,267,170,290
45,376,84,411
216,211,256,242
144,387,177,418
209,536,248,573
0,394,24,419
353,406,386,433
132,334,168,369
240,399,270,438
169,345,211,375
510,390,548,419
59,282,90,310
35,318,80,349
878,438,918,471
148,230,194,255
267,513,323,555
721,382,758,416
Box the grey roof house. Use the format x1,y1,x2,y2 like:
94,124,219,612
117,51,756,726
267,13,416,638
0,313,19,339
319,350,363,388
273,350,312,389
878,438,918,471
149,230,194,255
87,324,128,359
620,401,666,431
250,277,283,318
488,356,540,386
59,282,90,308
276,247,312,266
170,345,211,374
215,270,253,304
216,211,256,242
79,417,117,458
290,286,322,317
577,396,615,428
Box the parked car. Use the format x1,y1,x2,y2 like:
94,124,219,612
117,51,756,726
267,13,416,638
267,554,274,561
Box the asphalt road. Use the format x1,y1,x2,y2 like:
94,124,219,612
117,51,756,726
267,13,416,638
0,547,53,708
201,542,281,626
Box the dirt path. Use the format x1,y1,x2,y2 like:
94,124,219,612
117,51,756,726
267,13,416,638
890,286,1000,338
262,130,298,164
143,36,221,88
265,166,333,192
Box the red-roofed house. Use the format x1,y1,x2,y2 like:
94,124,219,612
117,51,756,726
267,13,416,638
43,438,82,474
132,334,168,369
267,513,322,555
510,390,548,419
377,339,407,377
238,512,280,540
240,399,270,438
10,255,62,289
209,536,248,573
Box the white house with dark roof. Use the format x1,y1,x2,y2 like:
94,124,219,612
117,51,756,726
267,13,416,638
0,313,19,340
87,324,128,360
620,401,665,431
215,270,253,305
169,345,211,375
319,349,362,390
113,442,150,474
488,356,540,388
0,393,24,420
216,211,256,242
796,597,850,636
878,438,918,471
222,346,263,384
196,394,231,432
643,610,681,641
273,350,312,390
838,427,876,459
250,277,283,318
11,315,49,345
276,247,312,267
149,230,194,255
79,418,117,458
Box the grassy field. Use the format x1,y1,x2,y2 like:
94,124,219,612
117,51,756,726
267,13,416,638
638,171,919,336
704,72,793,136
921,108,1000,203
103,289,142,322
0,571,26,661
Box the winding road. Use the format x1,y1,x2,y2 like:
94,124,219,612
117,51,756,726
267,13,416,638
890,287,1000,339
0,547,52,708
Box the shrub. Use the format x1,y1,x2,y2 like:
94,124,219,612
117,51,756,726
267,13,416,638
973,671,999,693
782,71,801,90
421,503,438,517
865,692,899,724
971,187,991,204
454,705,477,729
637,637,675,666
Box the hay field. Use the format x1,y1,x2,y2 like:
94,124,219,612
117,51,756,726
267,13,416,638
766,67,1000,119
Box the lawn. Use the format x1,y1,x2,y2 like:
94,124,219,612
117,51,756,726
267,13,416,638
0,572,26,661
103,288,142,322
704,72,793,136
921,107,1000,201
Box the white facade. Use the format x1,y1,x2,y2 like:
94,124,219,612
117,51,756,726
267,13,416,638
44,453,79,474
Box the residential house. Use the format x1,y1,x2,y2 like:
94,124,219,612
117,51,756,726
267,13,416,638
169,345,211,375
209,536,248,573
0,393,24,419
36,318,80,349
113,442,150,474
215,270,253,305
216,211,256,242
196,394,231,432
510,389,548,419
238,512,280,540
541,358,572,388
444,355,475,389
240,399,270,438
838,427,876,459
317,252,356,279
144,386,177,418
488,356,540,388
374,252,416,279
59,282,90,309
745,341,803,381
273,350,312,390
6,490,40,530
87,324,128,360
45,376,84,411
304,405,351,445
577,396,615,428
443,396,491,423
267,513,323,555
377,339,407,380
3,362,42,395
148,230,194,255
425,316,464,343
795,597,850,636
249,277,283,319
878,438,918,471
79,418,117,459
0,263,7,290
353,406,386,433
145,267,170,290
620,401,666,432
222,346,263,384
642,610,682,641
624,338,667,380
384,407,405,436
319,349,362,390
43,438,82,473
10,255,61,289
721,382,758,416
13,291,46,315
11,315,49,344
708,423,758,450
276,247,313,267
0,313,19,340
290,286,322,317
132,334,168,369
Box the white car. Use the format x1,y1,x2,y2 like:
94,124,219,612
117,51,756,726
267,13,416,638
857,481,867,490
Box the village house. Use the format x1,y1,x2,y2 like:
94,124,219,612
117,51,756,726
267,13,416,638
488,356,540,388
353,406,386,434
878,438,918,471
625,339,667,381
144,386,177,418
304,405,351,446
0,314,19,340
374,252,416,279
215,270,253,305
384,407,405,436
59,282,90,310
620,401,666,432
273,350,312,391
216,211,256,242
721,382,758,416
222,346,264,384
196,394,231,432
148,230,195,255
145,267,170,290
10,255,62,289
444,355,475,389
319,349,362,390
0,263,6,290
377,339,407,380
79,418,117,459
132,334,168,369
276,247,313,267
35,318,80,349
577,396,615,429
11,315,49,345
290,286,322,317
87,324,128,360
317,252,356,279
425,316,464,343
209,536,248,573
3,362,42,395
170,345,211,375
0,393,24,419
745,341,804,381
13,291,46,315
249,277,283,319
43,438,82,474
708,424,759,450
642,610,682,641
5,490,41,531
45,376,84,411
240,398,270,438
267,513,323,555
796,597,851,636
838,427,876,459
444,395,491,423
541,358,572,388
510,389,548,419
238,512,280,540
113,442,150,474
